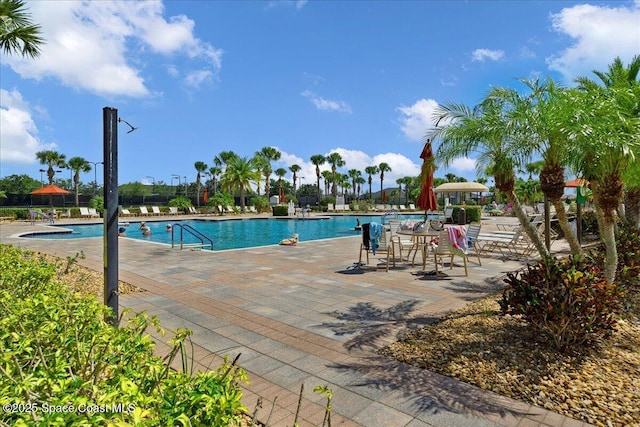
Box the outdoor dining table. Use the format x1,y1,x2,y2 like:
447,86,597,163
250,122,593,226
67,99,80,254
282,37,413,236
398,226,443,270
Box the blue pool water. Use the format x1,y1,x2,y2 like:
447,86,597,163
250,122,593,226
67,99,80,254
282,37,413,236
23,214,433,251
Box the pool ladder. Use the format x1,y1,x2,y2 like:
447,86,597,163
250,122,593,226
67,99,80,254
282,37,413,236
171,223,213,250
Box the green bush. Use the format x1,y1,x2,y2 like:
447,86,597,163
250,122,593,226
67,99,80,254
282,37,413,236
500,255,623,352
249,196,269,213
89,196,104,214
0,244,247,426
450,206,481,223
168,196,192,210
272,205,288,216
591,224,640,287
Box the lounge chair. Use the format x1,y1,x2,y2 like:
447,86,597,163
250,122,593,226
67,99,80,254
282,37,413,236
399,205,407,211
151,206,162,216
80,207,99,218
409,204,416,211
225,205,235,214
249,206,258,214
358,222,395,272
119,207,137,217
442,207,454,224
139,206,150,216
168,207,179,215
465,222,483,265
327,203,335,212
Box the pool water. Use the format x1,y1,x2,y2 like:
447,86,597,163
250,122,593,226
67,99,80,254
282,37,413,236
24,214,433,251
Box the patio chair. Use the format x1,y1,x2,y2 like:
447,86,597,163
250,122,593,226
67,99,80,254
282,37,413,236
225,205,236,214
249,205,258,213
139,206,150,216
119,207,137,217
168,207,179,215
359,222,395,272
433,228,468,276
88,208,100,218
327,203,335,212
465,222,483,265
442,207,454,224
387,219,415,261
151,206,162,215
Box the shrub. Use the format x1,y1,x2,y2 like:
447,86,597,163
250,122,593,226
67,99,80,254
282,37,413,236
168,195,192,210
249,196,269,213
500,255,623,352
590,224,640,287
272,205,288,216
0,244,247,426
89,196,104,214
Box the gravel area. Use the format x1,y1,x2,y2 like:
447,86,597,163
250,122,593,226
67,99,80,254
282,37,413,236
380,287,640,427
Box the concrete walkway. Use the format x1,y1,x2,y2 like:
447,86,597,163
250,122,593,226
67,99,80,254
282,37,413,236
0,216,591,427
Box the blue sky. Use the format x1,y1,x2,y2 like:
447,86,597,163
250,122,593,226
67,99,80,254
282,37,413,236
1,0,639,190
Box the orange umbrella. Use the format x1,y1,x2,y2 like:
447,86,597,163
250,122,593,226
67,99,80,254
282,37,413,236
279,186,286,204
565,178,589,188
416,139,438,217
202,187,209,204
30,184,70,195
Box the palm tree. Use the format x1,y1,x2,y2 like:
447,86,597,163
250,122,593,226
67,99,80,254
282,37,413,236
289,164,301,194
36,150,66,185
0,0,44,58
347,169,361,200
432,94,550,259
214,151,238,193
321,170,332,198
365,165,379,201
275,167,287,200
399,176,413,204
220,156,260,210
566,57,640,283
310,154,326,203
325,152,345,198
355,176,366,199
67,157,91,207
378,162,391,199
208,166,221,195
255,146,281,198
445,173,456,183
194,161,208,207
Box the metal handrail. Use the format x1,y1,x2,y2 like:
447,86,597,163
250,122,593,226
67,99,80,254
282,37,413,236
171,223,213,250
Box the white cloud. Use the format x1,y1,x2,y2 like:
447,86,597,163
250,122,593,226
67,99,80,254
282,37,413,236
301,90,352,113
547,3,640,83
184,69,213,88
396,98,439,141
471,48,505,62
0,89,53,165
267,1,308,10
3,1,222,98
449,157,477,175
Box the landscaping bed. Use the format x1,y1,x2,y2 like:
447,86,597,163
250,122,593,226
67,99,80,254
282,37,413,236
381,287,640,426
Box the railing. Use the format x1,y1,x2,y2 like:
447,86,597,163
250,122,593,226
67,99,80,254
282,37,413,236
171,223,213,250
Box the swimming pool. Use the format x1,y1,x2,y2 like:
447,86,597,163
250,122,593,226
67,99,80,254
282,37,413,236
23,214,433,251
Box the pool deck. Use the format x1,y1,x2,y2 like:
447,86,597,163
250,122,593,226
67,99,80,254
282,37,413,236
0,214,591,427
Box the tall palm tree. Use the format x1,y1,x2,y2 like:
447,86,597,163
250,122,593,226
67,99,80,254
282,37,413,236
275,167,287,200
289,164,301,194
36,150,66,185
365,165,379,201
194,161,208,207
0,0,44,58
378,162,392,198
321,170,332,197
445,173,456,183
325,152,345,198
310,154,326,203
347,169,361,200
355,176,366,199
399,176,413,204
35,150,66,207
255,146,281,198
432,94,549,259
67,157,91,207
220,156,260,210
208,166,222,195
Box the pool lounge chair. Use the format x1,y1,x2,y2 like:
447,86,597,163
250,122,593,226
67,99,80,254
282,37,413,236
168,207,179,215
151,206,162,216
249,206,258,214
139,206,150,216
119,207,137,217
80,207,99,218
409,204,416,211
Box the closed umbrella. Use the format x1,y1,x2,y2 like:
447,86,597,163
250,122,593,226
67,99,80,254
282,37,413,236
202,187,209,204
416,139,438,219
279,186,286,204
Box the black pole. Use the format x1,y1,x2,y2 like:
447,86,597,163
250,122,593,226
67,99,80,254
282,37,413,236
103,107,119,325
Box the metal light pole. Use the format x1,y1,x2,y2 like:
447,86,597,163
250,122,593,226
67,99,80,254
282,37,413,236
183,176,187,197
146,176,156,194
90,161,103,198
171,175,180,196
39,169,46,187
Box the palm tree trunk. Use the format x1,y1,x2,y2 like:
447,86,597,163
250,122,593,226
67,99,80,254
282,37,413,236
550,198,582,255
601,217,618,284
507,191,550,259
